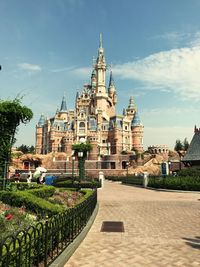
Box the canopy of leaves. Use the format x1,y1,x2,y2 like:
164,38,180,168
72,142,92,158
174,138,189,152
17,144,35,154
0,98,33,176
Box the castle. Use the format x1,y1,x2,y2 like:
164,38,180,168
35,35,144,171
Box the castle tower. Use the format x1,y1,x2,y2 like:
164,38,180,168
58,94,68,120
126,96,137,119
94,33,108,113
131,111,144,152
35,114,45,154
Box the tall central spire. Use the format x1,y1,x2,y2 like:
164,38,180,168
99,32,102,48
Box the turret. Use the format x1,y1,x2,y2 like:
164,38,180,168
108,70,116,96
60,94,67,112
91,69,96,89
95,33,106,94
126,96,137,119
131,111,144,152
37,114,45,127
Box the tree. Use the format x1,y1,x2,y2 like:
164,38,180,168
17,144,35,154
174,139,183,152
0,98,33,178
183,138,189,151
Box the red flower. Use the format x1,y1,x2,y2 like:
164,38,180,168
5,213,13,220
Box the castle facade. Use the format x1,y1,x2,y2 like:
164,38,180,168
35,35,144,170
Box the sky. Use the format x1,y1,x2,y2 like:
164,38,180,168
1,0,200,150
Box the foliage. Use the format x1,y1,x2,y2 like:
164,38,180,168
0,190,64,217
54,179,101,189
183,138,189,151
178,167,200,177
0,98,33,177
0,202,37,242
72,142,92,158
16,144,35,154
174,138,189,152
174,139,183,152
122,176,143,186
148,175,200,191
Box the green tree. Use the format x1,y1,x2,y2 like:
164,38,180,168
183,138,189,151
17,144,35,154
174,139,183,152
0,98,33,178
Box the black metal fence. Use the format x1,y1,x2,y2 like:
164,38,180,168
0,190,97,267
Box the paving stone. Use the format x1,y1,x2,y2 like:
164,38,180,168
64,181,200,267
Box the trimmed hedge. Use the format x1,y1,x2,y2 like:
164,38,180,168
122,176,143,186
54,180,101,189
27,186,55,198
0,190,64,217
148,175,200,191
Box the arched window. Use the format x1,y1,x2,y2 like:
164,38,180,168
79,122,85,134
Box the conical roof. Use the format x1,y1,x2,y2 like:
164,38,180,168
131,112,142,127
183,130,200,161
60,95,67,111
38,114,45,127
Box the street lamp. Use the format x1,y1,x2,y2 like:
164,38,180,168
72,155,76,182
78,151,84,182
126,161,129,178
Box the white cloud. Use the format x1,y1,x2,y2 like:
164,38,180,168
113,46,200,100
18,63,42,72
70,67,91,78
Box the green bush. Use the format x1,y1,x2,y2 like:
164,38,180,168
178,167,200,177
0,191,64,217
148,175,200,191
105,176,124,182
54,180,101,189
27,185,55,198
122,176,143,186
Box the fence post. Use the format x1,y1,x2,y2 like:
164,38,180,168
44,220,49,267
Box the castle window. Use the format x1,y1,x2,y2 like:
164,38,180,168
125,126,128,130
79,122,85,134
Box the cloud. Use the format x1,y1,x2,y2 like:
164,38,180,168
113,46,200,100
18,63,42,72
51,66,76,73
70,67,91,78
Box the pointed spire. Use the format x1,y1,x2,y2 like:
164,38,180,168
128,96,136,109
38,114,45,127
60,94,67,111
109,70,114,87
123,108,126,116
131,111,142,127
99,33,103,48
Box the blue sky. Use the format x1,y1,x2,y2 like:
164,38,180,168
1,0,200,150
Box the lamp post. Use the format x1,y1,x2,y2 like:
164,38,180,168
72,156,75,182
78,151,84,182
126,161,129,178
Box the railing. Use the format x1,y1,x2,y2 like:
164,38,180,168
0,190,97,267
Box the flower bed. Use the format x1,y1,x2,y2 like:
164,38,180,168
0,202,37,242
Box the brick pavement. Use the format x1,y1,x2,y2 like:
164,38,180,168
64,181,200,267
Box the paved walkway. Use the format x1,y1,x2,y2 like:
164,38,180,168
65,181,200,267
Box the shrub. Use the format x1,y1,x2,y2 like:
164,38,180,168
122,176,143,186
54,180,101,189
27,185,55,198
148,175,200,191
0,191,64,217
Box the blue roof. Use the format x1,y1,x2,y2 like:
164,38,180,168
38,114,45,127
131,112,141,127
60,95,67,111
